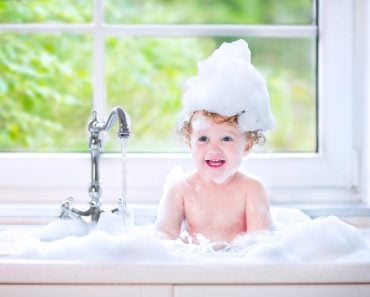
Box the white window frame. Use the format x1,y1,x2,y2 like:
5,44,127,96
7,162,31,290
0,0,368,207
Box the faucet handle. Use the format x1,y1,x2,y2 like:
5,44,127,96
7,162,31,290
91,110,98,120
88,110,107,135
59,196,74,219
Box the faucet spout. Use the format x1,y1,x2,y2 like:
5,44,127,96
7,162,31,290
90,107,130,139
107,107,130,139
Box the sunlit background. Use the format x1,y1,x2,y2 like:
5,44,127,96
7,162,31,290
0,0,316,153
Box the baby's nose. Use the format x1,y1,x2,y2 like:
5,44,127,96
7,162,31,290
207,143,222,154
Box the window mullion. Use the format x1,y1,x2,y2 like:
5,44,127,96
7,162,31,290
0,23,93,33
102,24,317,38
92,0,105,112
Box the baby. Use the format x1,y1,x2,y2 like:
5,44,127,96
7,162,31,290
155,39,275,243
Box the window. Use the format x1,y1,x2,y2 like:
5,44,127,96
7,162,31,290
1,0,315,153
0,0,368,207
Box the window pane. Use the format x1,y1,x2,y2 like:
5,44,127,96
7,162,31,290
105,37,316,153
0,0,92,23
249,37,317,153
105,0,314,24
0,33,92,152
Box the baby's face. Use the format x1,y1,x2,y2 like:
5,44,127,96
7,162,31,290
189,112,250,184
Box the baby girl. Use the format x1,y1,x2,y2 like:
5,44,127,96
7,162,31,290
155,39,275,243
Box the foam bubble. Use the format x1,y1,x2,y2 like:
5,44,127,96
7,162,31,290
0,209,369,263
191,117,211,133
37,217,89,241
179,39,275,132
271,207,311,230
279,216,368,262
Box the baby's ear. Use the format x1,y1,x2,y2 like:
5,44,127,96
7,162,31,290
244,138,253,155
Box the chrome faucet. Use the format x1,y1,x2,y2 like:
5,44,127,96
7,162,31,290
59,106,130,224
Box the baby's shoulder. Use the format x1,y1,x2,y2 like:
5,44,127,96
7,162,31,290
236,171,269,204
183,171,200,188
235,171,266,191
163,167,194,194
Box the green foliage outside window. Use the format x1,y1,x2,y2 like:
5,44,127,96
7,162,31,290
0,0,316,153
0,0,92,23
105,0,313,24
105,37,316,152
0,33,92,151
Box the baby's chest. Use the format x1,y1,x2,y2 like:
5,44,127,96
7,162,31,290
184,193,246,228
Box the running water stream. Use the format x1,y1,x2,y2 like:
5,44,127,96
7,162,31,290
119,137,133,234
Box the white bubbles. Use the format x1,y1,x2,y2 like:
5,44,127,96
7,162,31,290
271,207,312,230
279,216,368,262
243,241,293,263
0,208,369,263
1,221,170,263
179,39,275,132
191,117,211,133
37,217,89,241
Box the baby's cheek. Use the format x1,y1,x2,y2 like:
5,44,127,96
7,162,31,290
228,147,245,163
190,141,203,151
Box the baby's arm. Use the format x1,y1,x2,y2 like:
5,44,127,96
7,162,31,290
245,178,273,232
155,181,185,240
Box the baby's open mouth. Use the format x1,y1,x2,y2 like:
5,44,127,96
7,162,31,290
206,159,225,168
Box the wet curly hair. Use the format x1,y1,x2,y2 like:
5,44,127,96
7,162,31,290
178,110,266,148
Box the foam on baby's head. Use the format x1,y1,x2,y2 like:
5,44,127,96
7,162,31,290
179,39,275,132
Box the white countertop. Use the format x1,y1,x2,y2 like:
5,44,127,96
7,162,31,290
1,260,370,285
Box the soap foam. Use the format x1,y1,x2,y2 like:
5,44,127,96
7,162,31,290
0,209,369,263
179,39,275,132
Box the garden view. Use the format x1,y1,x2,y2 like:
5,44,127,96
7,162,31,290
0,0,316,153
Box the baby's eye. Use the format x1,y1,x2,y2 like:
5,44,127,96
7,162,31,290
198,136,209,142
222,136,233,142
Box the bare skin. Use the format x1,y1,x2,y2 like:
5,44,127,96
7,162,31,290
155,112,272,243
